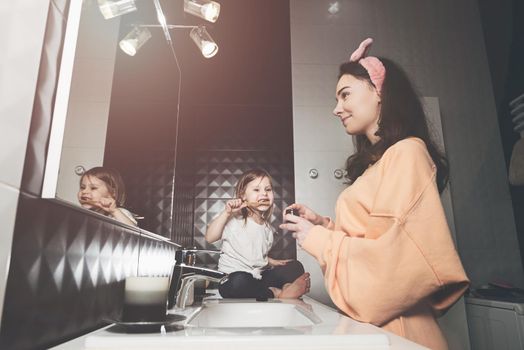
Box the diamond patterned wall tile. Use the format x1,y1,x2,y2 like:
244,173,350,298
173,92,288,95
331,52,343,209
0,195,176,350
104,149,176,239
137,235,177,276
20,0,67,196
172,169,195,248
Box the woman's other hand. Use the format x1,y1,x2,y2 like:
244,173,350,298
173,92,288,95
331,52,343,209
279,214,314,246
283,203,328,226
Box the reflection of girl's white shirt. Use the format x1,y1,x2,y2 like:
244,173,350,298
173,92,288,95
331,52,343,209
115,207,137,226
217,216,274,279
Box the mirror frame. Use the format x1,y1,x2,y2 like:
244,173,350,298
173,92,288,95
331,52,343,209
42,0,83,198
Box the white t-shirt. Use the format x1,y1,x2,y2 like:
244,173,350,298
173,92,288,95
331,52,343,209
116,207,138,226
217,216,274,279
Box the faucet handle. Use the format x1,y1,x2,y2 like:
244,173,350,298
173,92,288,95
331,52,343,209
176,248,222,266
176,277,196,308
176,273,227,309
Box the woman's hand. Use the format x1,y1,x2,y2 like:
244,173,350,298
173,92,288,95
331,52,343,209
279,214,315,246
225,198,247,216
283,203,327,226
268,258,292,267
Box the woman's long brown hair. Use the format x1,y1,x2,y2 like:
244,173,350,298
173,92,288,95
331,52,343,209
339,58,449,193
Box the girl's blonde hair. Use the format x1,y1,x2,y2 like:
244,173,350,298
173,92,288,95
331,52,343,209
234,168,274,225
80,167,127,207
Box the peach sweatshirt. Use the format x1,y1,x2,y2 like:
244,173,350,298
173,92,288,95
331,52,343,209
302,138,469,350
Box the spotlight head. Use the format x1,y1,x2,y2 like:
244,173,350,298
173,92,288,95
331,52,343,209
184,0,221,23
97,0,137,19
119,26,152,56
190,26,218,58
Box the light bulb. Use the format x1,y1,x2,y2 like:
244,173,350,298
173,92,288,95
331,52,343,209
97,0,137,20
119,27,152,56
201,2,220,23
184,0,221,23
190,26,219,58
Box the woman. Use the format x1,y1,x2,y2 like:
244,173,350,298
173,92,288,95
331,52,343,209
280,38,469,349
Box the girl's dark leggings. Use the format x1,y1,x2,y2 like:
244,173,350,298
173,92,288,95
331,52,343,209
218,260,305,299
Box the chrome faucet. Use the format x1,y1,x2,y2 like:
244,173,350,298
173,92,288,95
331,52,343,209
168,248,227,309
176,270,227,308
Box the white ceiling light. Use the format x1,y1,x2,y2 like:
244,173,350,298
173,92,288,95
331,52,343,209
97,0,137,19
328,2,340,15
119,26,152,56
190,26,218,58
184,0,221,23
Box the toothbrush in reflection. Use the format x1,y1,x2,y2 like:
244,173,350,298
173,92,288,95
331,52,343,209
243,199,271,208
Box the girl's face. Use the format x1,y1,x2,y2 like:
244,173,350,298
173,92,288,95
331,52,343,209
78,175,113,209
241,176,274,212
332,74,381,137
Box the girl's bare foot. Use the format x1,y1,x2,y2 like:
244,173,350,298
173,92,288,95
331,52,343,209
278,273,310,299
269,287,282,298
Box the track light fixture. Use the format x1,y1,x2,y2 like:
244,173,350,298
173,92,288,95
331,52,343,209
183,0,221,23
97,0,137,20
119,26,152,56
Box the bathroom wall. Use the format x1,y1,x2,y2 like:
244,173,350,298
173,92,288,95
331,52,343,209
0,1,178,349
0,0,53,328
504,1,524,272
56,4,120,204
478,0,524,271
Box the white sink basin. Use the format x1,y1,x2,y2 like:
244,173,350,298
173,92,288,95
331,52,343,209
78,297,427,349
187,301,321,328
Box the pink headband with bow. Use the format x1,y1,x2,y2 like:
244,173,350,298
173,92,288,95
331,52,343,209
349,38,385,95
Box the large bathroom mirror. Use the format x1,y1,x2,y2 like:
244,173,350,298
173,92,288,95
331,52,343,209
43,0,297,250
42,0,184,238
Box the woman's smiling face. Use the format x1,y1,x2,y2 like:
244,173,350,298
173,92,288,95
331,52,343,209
332,74,382,137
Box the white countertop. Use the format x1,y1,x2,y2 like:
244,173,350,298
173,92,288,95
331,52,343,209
52,294,427,350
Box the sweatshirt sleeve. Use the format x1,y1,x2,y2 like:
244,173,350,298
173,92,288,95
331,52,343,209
301,139,469,325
